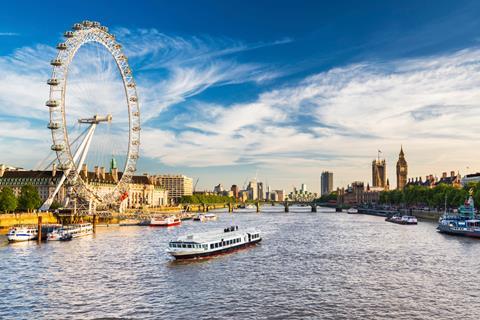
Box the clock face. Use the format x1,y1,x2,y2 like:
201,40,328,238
400,167,406,173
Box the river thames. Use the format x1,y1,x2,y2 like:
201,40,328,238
1,206,479,319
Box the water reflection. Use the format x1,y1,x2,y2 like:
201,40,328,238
1,208,479,320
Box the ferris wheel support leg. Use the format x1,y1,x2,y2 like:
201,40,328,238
40,124,97,211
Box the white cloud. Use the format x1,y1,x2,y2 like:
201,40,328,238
0,27,285,175
141,47,480,191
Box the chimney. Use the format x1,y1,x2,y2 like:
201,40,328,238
0,164,5,177
112,167,118,182
451,171,455,177
52,163,57,177
100,167,106,180
442,172,447,179
82,163,88,179
429,174,434,181
94,166,100,179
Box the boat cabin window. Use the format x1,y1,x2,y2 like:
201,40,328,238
210,244,214,249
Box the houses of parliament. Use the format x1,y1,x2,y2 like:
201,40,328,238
372,146,408,190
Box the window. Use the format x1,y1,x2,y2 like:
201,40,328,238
210,244,214,249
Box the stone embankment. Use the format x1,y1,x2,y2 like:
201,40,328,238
0,212,58,234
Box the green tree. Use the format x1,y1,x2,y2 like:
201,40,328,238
18,184,42,213
50,200,62,210
0,187,17,213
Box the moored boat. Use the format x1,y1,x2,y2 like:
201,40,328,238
347,207,358,214
47,223,93,241
150,216,181,227
167,226,261,259
204,213,217,221
385,215,417,225
7,225,38,242
437,191,480,238
193,214,205,222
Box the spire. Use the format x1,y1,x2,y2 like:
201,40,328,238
399,145,404,157
110,156,117,172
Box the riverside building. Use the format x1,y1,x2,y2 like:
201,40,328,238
321,171,333,196
0,164,168,209
153,174,193,204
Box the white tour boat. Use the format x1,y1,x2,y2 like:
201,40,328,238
7,225,38,242
167,226,261,259
150,216,181,227
47,223,93,241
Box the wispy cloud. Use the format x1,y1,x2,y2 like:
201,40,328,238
0,27,288,171
141,47,480,188
0,32,19,36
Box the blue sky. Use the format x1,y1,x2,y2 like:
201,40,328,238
2,1,480,193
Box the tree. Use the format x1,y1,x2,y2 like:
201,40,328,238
50,200,62,210
18,184,42,213
0,187,17,213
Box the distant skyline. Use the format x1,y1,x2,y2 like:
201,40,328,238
2,1,480,193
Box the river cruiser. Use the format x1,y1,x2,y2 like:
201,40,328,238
47,223,93,241
167,226,261,259
438,192,480,238
150,216,181,227
386,215,417,225
7,225,38,242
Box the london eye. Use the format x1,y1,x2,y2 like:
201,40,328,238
41,20,140,214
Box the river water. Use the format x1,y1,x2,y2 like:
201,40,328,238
1,206,479,320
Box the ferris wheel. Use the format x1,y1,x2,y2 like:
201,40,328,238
40,20,140,213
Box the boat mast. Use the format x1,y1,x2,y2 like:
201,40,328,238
444,193,447,215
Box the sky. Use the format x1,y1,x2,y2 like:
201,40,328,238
2,1,480,193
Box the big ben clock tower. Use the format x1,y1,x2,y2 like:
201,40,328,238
396,146,408,190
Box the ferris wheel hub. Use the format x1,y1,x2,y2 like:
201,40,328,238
78,114,112,124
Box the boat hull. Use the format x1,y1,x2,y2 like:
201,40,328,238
437,226,480,238
385,219,417,225
7,234,37,242
170,238,261,260
150,221,181,227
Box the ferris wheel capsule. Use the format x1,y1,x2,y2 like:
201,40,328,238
46,100,59,107
50,59,62,66
72,23,83,31
47,78,59,86
56,43,67,50
64,31,74,38
47,122,61,130
51,144,65,152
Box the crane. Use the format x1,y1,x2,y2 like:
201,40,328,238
193,178,199,193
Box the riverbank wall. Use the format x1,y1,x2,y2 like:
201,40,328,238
0,212,59,234
401,209,442,221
